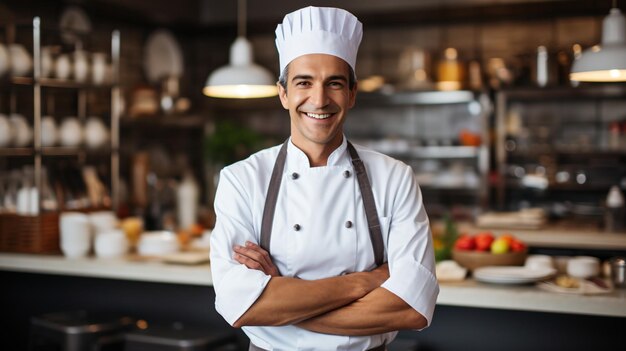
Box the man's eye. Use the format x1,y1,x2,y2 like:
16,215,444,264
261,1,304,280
329,82,344,88
295,81,310,86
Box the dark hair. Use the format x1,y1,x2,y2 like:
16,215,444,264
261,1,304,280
278,62,357,91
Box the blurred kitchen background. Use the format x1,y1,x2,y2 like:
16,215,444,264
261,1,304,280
1,0,626,243
2,1,626,350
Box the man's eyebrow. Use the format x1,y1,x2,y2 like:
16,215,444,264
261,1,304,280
327,75,348,82
291,74,313,81
291,74,348,82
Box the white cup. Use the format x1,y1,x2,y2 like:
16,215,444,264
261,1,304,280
88,211,118,234
95,229,128,258
525,254,554,271
59,212,91,258
567,256,600,279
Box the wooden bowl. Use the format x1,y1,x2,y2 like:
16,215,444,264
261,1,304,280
452,249,528,271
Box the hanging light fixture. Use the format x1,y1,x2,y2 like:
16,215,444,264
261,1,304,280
570,1,626,82
203,0,277,98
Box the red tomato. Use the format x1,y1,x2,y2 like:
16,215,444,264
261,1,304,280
510,239,527,252
454,235,476,251
474,232,495,251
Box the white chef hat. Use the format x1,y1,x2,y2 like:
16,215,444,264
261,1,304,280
275,6,363,75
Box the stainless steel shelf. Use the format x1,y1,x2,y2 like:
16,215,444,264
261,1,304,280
358,90,478,106
0,147,113,157
10,76,113,89
381,146,480,159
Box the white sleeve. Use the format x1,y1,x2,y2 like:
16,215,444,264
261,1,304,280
210,168,271,326
380,165,439,328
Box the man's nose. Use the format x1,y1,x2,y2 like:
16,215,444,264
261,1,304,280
309,84,329,108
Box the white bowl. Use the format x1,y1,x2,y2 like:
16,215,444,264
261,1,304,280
567,256,600,279
95,230,128,258
137,231,179,256
525,255,554,271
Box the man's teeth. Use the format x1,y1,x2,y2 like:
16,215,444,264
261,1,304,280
305,112,332,119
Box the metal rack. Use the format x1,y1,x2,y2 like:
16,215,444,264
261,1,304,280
349,90,492,216
0,17,121,212
495,86,626,210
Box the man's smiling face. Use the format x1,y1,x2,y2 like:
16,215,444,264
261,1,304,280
278,54,357,151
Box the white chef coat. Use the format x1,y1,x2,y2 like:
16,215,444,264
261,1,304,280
210,136,439,351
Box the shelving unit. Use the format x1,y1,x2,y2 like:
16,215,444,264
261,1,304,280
348,90,491,218
0,17,121,253
495,86,626,211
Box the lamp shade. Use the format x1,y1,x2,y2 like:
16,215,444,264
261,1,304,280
570,8,626,82
203,37,277,98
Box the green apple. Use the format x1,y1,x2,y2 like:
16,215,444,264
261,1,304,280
491,238,510,254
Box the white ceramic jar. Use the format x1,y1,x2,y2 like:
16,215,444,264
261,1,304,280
55,54,72,80
0,113,12,147
91,52,107,85
73,50,89,82
84,117,109,149
41,116,58,147
8,44,33,76
9,113,32,147
59,117,83,147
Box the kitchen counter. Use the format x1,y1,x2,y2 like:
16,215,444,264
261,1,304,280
0,253,212,286
456,223,626,250
2,252,625,318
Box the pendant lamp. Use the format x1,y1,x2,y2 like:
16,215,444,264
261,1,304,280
203,0,277,98
570,1,626,82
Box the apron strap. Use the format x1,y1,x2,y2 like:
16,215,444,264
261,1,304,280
260,139,385,267
347,141,385,267
260,140,289,253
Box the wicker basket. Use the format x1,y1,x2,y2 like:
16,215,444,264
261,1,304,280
0,212,61,254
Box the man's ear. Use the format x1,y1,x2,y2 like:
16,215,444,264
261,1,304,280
278,82,289,110
348,82,358,109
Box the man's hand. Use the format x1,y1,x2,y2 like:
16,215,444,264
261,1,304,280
233,241,281,277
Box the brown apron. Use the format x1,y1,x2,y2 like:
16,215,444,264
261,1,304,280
260,140,385,266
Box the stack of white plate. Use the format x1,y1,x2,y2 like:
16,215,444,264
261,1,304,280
474,266,556,284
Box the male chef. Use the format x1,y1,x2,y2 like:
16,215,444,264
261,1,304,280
210,6,439,350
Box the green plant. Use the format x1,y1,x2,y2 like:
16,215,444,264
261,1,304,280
203,121,263,166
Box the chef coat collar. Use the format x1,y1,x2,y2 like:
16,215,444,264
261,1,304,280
287,135,349,168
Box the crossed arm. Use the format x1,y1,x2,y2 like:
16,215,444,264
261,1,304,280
232,242,427,334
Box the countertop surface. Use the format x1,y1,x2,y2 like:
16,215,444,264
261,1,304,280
2,252,625,318
456,223,626,250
